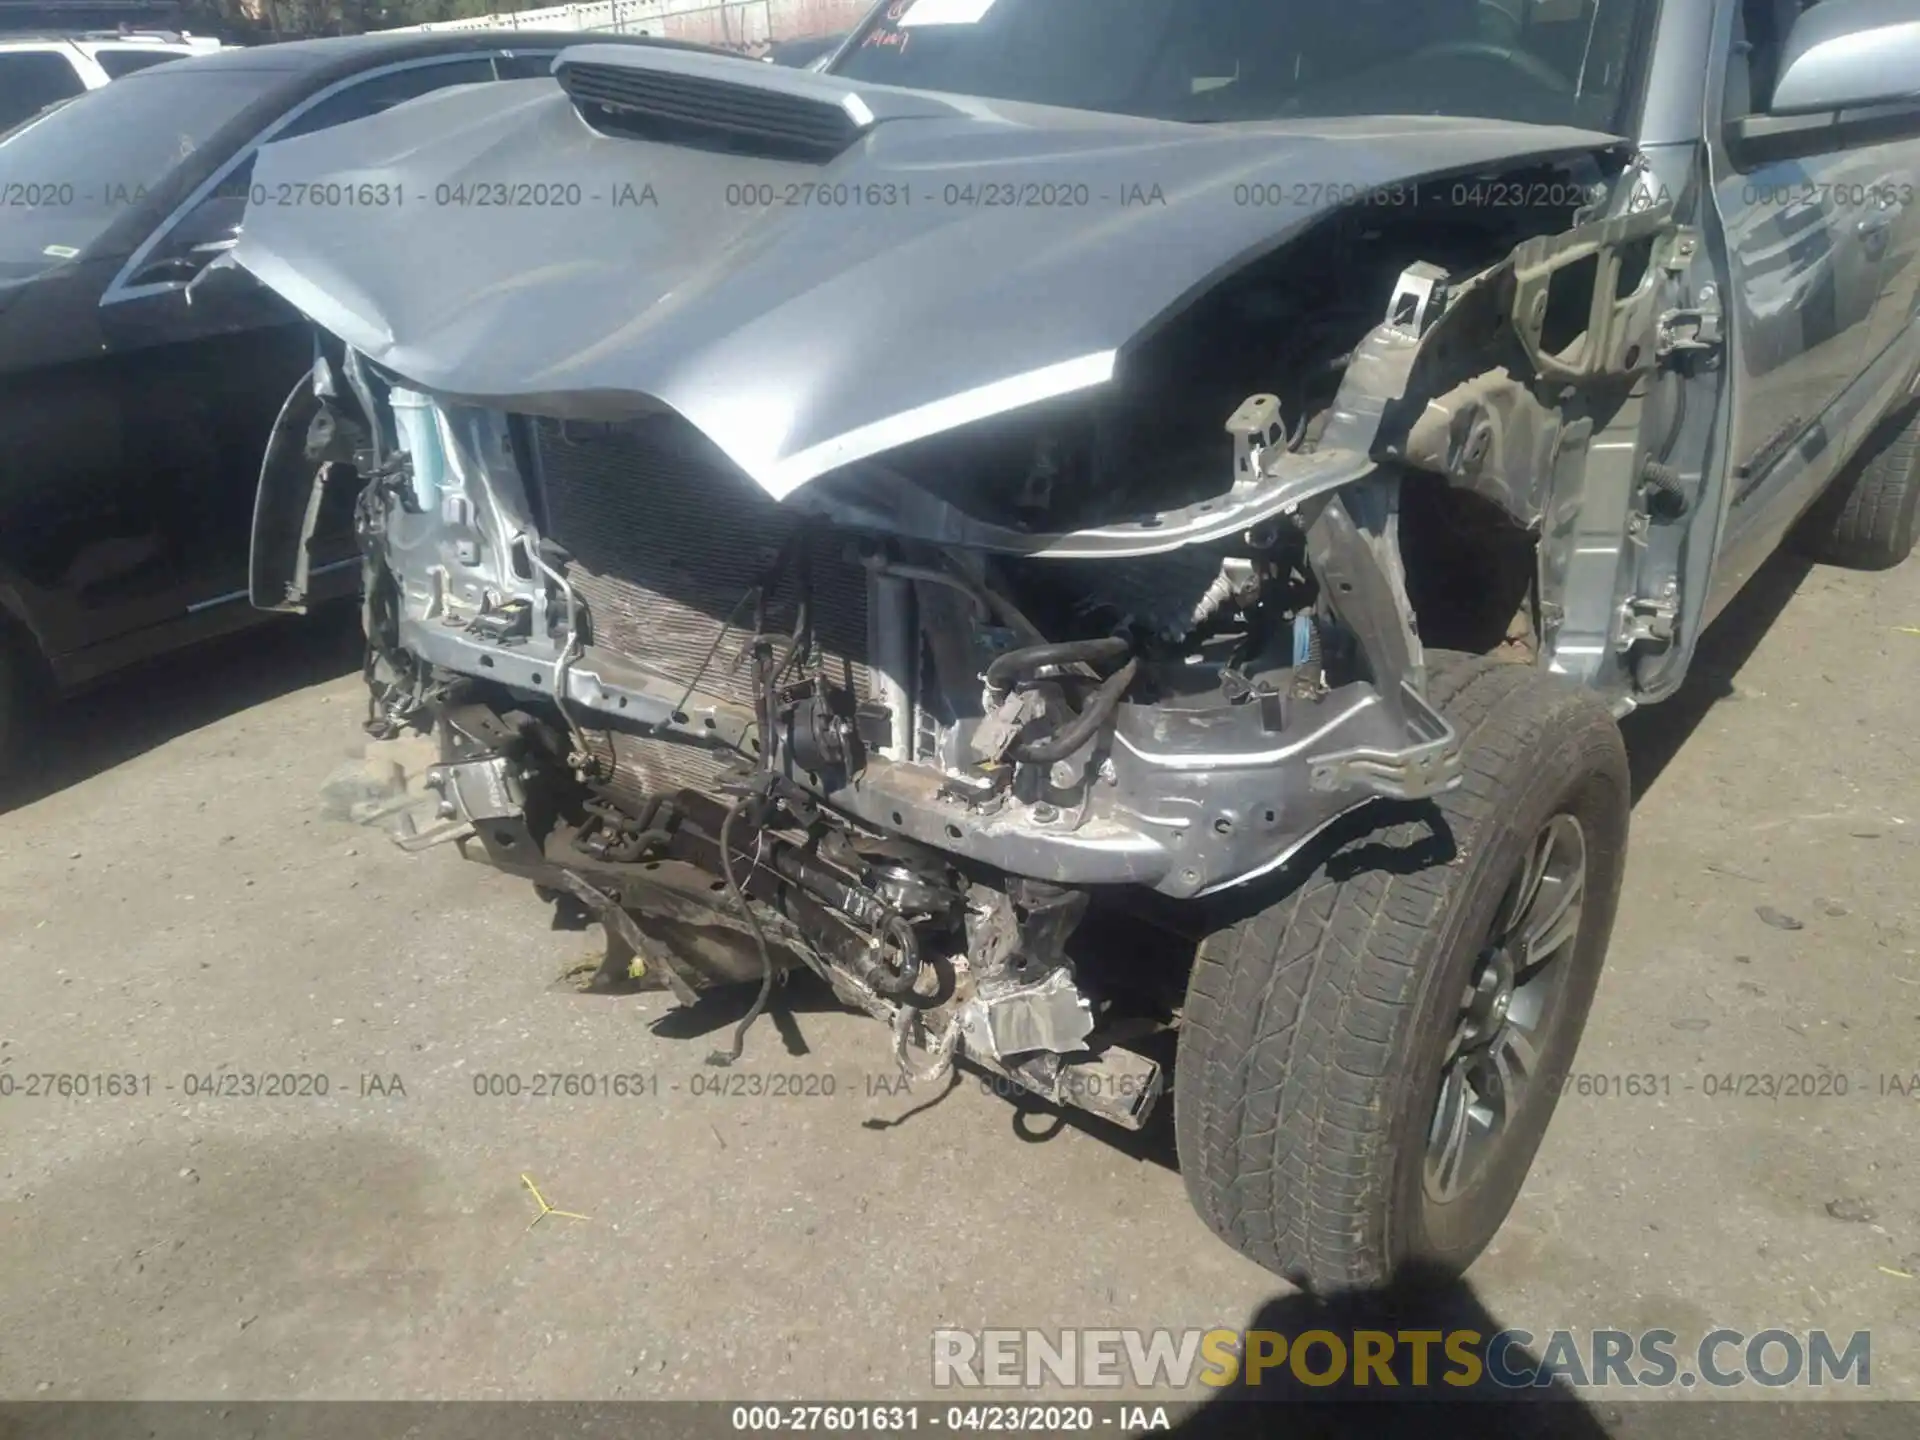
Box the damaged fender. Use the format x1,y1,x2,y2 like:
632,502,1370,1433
249,343,370,612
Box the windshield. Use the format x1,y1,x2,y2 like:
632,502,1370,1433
0,65,279,282
832,0,1654,132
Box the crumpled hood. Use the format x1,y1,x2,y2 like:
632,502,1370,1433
234,45,1619,498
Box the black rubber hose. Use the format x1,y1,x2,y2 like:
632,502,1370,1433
854,914,924,999
1641,459,1691,517
1641,369,1691,519
618,799,677,859
1008,657,1140,765
984,635,1132,696
708,795,778,1067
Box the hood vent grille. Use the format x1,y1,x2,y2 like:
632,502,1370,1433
557,59,866,163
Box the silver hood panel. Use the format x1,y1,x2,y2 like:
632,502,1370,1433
233,46,1620,499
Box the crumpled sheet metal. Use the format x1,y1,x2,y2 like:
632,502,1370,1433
233,49,1618,499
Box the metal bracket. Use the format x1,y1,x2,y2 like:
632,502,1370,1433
971,688,1045,763
1303,475,1426,711
465,600,533,646
392,818,475,853
956,969,1097,1062
1656,300,1723,359
1306,682,1462,801
1509,201,1674,383
1616,588,1679,653
424,755,524,823
1225,393,1286,487
1386,261,1450,338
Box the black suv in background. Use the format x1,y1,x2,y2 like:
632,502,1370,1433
0,29,220,133
0,30,714,771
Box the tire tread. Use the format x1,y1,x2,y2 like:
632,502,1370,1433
1175,654,1625,1287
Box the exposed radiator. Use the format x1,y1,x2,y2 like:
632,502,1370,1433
528,415,874,802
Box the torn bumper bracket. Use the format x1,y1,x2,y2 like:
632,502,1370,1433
1305,681,1460,801
974,1045,1165,1132
555,869,703,1006
1296,473,1462,800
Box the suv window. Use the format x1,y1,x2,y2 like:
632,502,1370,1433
92,48,186,80
0,51,86,132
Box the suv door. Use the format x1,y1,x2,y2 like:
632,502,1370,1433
0,65,284,673
1708,0,1920,606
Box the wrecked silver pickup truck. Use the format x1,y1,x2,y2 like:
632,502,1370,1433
238,0,1920,1287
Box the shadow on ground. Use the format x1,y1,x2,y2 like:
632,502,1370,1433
1163,1266,1905,1439
2,607,364,814
1620,546,1815,800
1170,1267,1607,1438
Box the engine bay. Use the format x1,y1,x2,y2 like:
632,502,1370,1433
272,142,1694,1131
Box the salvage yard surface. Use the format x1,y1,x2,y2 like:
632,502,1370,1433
1,547,1917,1401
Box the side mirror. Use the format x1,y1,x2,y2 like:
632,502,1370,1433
1771,0,1920,115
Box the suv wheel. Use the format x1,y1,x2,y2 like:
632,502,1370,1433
1795,402,1920,570
1174,653,1630,1289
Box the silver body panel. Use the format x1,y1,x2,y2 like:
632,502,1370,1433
237,8,1920,899
231,50,1621,500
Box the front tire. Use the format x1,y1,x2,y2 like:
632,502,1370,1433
1174,654,1630,1289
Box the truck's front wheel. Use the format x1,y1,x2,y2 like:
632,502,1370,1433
1174,655,1629,1289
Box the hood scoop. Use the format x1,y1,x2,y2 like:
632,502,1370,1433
555,43,941,163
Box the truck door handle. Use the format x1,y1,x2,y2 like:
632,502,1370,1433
1857,213,1893,258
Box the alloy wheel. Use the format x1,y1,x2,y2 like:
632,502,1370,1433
1424,812,1588,1204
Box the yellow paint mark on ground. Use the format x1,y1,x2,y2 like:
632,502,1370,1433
521,1173,590,1231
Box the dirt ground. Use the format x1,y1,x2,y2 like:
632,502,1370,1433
1,543,1916,1405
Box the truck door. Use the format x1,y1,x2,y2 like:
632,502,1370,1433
1707,0,1915,607
1712,0,1904,602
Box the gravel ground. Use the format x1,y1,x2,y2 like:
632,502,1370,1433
1,544,1916,1404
